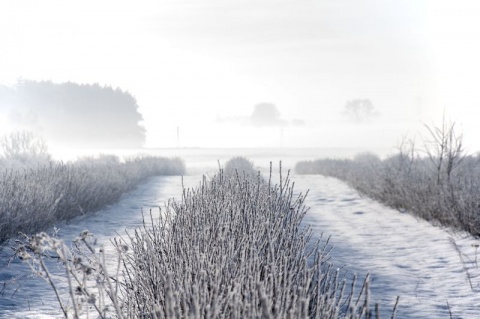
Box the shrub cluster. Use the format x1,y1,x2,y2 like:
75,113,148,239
0,154,185,245
295,123,480,236
15,159,382,318
223,156,256,178
0,131,52,170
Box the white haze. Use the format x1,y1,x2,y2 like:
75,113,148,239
0,0,480,151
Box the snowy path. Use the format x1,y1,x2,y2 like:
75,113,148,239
1,170,480,318
295,174,480,318
0,175,200,318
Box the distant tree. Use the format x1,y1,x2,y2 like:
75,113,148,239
10,80,145,148
342,99,379,123
251,103,287,127
292,118,306,127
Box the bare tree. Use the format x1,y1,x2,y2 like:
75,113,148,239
423,118,465,185
342,99,379,123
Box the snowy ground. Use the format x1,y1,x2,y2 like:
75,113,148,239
0,175,201,318
1,160,479,318
295,174,480,318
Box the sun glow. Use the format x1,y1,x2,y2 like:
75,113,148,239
425,1,480,123
2,1,480,150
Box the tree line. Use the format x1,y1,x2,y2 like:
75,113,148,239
0,80,145,148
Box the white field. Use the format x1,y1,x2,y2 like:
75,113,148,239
0,154,479,318
294,174,480,318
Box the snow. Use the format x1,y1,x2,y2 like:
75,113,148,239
295,174,480,318
0,175,200,318
1,154,479,318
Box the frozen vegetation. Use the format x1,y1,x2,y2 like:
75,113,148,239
0,132,185,245
296,121,480,237
5,147,480,318
295,174,480,318
9,158,383,318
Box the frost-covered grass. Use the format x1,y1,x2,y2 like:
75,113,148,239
223,155,256,177
0,154,185,245
14,158,385,318
295,150,480,236
295,174,480,318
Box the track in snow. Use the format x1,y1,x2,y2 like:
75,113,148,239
1,171,479,318
296,174,480,318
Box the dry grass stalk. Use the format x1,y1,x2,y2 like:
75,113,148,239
295,121,480,237
13,158,383,318
0,155,185,246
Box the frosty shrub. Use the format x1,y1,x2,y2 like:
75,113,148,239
295,121,480,236
0,155,185,245
0,131,52,169
223,156,256,177
15,166,388,318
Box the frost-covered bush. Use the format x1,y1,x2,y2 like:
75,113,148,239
295,122,480,236
0,131,52,170
223,156,256,177
0,155,185,245
15,167,384,318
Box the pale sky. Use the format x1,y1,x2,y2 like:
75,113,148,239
1,0,480,150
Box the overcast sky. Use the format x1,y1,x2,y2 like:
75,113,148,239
1,0,479,150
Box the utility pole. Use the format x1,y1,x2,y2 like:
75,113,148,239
177,126,180,148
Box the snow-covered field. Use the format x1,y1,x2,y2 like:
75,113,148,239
295,174,480,318
0,175,199,318
1,153,479,318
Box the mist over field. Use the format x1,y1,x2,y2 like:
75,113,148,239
1,1,480,318
0,0,479,152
